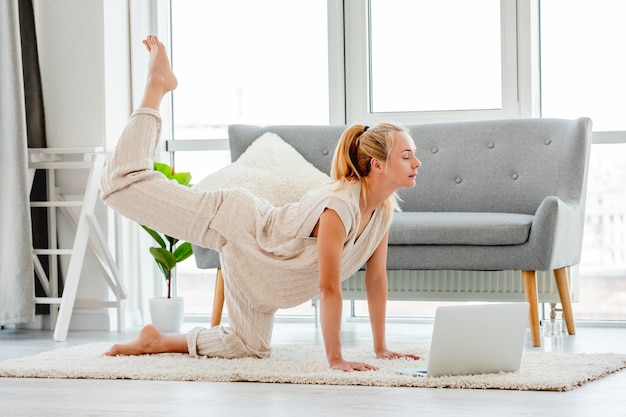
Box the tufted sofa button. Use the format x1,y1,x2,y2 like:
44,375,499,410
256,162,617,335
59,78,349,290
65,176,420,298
455,177,462,184
431,147,439,154
488,142,495,149
321,147,329,156
511,173,519,180
544,138,552,145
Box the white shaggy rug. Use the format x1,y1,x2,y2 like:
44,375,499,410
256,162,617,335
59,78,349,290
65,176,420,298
1,343,625,391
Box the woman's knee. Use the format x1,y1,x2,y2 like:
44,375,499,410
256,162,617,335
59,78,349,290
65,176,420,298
187,325,271,359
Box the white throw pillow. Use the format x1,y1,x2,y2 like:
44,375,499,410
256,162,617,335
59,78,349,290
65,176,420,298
194,132,330,206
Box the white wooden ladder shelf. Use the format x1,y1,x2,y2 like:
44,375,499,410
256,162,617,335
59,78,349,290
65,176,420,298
29,148,126,341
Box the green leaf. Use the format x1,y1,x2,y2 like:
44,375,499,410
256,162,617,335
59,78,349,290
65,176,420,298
141,225,166,248
174,242,194,263
153,162,192,186
149,247,177,272
142,162,194,286
154,162,172,178
172,172,192,187
166,235,179,248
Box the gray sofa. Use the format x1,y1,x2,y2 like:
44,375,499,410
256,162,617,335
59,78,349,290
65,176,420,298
193,118,593,347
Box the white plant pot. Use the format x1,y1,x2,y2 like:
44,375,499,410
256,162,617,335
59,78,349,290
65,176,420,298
148,297,184,333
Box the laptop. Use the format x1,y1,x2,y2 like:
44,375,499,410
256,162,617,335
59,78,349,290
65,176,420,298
396,302,529,378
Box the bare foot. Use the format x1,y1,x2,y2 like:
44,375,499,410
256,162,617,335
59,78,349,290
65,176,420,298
105,324,175,356
139,35,178,109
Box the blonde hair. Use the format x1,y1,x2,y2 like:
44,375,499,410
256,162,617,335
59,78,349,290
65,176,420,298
330,122,406,218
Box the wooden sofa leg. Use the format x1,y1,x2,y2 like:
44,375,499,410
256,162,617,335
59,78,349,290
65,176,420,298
522,270,541,347
211,268,225,327
554,267,576,335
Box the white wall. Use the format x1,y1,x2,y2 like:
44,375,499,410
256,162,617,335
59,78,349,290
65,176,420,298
34,0,131,149
33,0,132,330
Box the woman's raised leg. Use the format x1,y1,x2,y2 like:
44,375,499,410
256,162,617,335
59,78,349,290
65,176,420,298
104,37,191,357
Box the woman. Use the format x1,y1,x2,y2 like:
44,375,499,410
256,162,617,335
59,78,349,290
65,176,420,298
102,35,422,372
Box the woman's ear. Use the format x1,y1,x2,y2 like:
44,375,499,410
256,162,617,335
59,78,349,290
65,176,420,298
370,158,385,173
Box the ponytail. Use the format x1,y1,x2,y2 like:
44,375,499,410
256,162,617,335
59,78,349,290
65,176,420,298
331,124,370,183
331,123,405,218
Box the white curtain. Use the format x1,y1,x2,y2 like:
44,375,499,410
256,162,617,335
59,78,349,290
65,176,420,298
0,0,35,325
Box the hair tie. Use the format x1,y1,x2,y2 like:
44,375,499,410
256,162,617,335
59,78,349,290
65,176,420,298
363,126,369,132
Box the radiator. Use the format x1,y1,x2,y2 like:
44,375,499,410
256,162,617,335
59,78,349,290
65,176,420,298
341,267,578,304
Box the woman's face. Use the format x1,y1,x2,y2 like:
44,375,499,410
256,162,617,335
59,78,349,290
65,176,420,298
384,131,421,189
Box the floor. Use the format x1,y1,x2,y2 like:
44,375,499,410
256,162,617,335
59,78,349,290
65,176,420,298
1,319,626,417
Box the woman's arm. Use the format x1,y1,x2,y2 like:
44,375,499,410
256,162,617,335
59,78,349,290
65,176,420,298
365,231,422,361
364,231,390,355
316,208,377,372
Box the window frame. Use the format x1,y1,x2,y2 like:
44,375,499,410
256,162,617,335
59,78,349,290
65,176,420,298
343,0,532,125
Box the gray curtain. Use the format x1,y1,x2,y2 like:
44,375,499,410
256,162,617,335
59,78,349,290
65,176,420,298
0,0,36,325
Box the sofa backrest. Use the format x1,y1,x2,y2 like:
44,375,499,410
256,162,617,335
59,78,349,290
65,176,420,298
228,118,592,214
228,124,346,174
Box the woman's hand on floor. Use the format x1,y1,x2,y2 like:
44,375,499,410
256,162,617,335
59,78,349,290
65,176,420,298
376,348,421,361
329,358,378,372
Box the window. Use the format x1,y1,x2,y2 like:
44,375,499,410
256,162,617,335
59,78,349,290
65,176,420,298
369,0,502,113
577,144,626,320
540,0,626,131
167,0,330,181
170,0,329,142
345,0,519,124
541,0,626,320
153,0,626,322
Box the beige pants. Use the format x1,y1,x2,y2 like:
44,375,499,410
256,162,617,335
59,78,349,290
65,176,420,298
107,109,276,359
186,265,276,359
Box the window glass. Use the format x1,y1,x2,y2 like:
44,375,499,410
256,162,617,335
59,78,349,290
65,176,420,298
540,0,626,131
577,144,626,320
369,0,502,112
170,0,329,140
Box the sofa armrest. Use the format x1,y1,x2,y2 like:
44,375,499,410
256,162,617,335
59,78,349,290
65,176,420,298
528,196,584,269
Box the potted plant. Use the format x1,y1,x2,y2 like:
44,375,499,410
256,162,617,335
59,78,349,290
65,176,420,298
144,162,194,332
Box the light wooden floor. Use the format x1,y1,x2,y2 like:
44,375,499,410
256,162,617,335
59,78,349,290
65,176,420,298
1,319,626,417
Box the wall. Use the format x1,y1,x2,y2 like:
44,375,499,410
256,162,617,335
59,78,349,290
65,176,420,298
32,0,132,330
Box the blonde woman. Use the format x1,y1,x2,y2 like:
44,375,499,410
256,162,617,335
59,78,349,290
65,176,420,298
102,35,421,371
